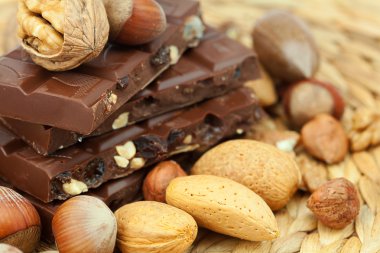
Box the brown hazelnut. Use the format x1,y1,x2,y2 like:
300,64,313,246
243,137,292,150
301,114,348,164
283,79,345,127
253,10,319,83
17,0,109,71
0,187,41,253
105,0,167,45
0,244,23,253
52,195,117,253
307,178,360,229
143,160,187,202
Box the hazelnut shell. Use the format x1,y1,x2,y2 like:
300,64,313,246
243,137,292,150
0,187,41,253
52,195,117,253
114,0,167,45
143,160,187,202
283,79,345,127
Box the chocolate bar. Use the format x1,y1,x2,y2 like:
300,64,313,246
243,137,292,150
0,88,262,202
1,30,258,155
1,169,146,243
0,0,204,134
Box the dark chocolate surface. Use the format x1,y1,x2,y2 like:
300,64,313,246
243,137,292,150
1,29,258,155
0,0,202,134
0,88,262,202
1,169,146,243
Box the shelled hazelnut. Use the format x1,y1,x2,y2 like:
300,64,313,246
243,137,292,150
0,187,41,253
143,160,187,202
307,178,360,229
17,0,109,71
283,79,345,128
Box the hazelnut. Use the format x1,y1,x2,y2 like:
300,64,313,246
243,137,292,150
17,0,109,71
301,114,348,164
143,160,187,203
105,0,167,45
0,187,41,253
0,244,22,253
52,196,117,253
307,178,360,229
283,79,345,127
253,10,319,83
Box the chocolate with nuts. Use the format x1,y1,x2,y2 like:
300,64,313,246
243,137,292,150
0,169,145,243
0,88,262,202
0,0,204,134
1,28,258,155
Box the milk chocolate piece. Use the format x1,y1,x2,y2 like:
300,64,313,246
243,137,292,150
0,88,262,202
0,169,146,243
0,0,203,134
2,30,258,155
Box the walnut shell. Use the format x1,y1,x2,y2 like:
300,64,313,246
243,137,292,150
17,0,109,71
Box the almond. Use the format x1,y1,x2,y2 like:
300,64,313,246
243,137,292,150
115,201,197,253
166,175,279,241
191,140,301,210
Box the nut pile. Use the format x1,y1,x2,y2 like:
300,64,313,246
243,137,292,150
1,0,379,252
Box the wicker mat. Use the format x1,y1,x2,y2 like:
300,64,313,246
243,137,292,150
2,0,380,252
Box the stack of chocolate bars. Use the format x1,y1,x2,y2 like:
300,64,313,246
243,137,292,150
0,0,261,242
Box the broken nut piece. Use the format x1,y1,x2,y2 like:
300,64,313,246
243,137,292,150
116,141,136,160
130,158,146,170
62,179,88,196
183,15,205,48
114,156,129,168
112,112,129,130
17,0,109,71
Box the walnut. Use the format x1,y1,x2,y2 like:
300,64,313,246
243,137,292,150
17,0,109,71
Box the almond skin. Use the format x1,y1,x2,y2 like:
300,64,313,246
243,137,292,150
301,114,348,164
307,178,360,229
191,140,301,210
166,175,279,241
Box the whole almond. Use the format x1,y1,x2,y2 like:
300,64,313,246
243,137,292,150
301,114,348,164
166,175,279,241
307,178,360,229
115,201,197,253
191,140,301,210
